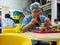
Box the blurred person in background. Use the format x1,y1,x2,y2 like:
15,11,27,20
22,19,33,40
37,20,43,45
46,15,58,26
57,14,60,21
2,14,14,27
54,14,60,22
19,12,25,24
13,11,25,24
54,14,60,29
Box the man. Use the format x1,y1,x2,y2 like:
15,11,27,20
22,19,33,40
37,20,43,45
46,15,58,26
22,2,51,45
22,2,51,32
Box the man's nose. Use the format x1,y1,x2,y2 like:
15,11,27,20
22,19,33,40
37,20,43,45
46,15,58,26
35,12,39,15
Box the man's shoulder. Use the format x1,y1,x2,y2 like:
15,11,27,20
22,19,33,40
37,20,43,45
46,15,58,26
24,15,32,19
25,15,31,17
40,15,47,18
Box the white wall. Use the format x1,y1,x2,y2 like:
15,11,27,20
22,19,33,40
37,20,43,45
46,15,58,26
0,0,28,11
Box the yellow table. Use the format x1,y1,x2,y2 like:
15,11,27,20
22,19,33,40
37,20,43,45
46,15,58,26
24,32,60,45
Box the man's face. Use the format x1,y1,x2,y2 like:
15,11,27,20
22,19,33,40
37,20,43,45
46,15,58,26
31,8,40,18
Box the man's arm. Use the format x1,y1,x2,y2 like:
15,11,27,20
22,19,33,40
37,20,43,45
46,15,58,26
22,17,39,32
22,22,34,32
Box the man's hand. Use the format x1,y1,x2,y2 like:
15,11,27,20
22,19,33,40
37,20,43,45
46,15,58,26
30,17,39,25
44,18,51,27
22,17,39,32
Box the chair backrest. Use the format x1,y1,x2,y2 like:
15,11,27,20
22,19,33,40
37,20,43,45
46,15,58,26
0,33,32,45
13,23,22,33
2,26,17,33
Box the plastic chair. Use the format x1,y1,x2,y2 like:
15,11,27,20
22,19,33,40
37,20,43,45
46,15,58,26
13,23,22,33
57,41,60,45
2,26,17,33
0,33,32,45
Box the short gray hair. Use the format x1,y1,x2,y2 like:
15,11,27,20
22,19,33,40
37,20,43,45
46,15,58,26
30,2,41,10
